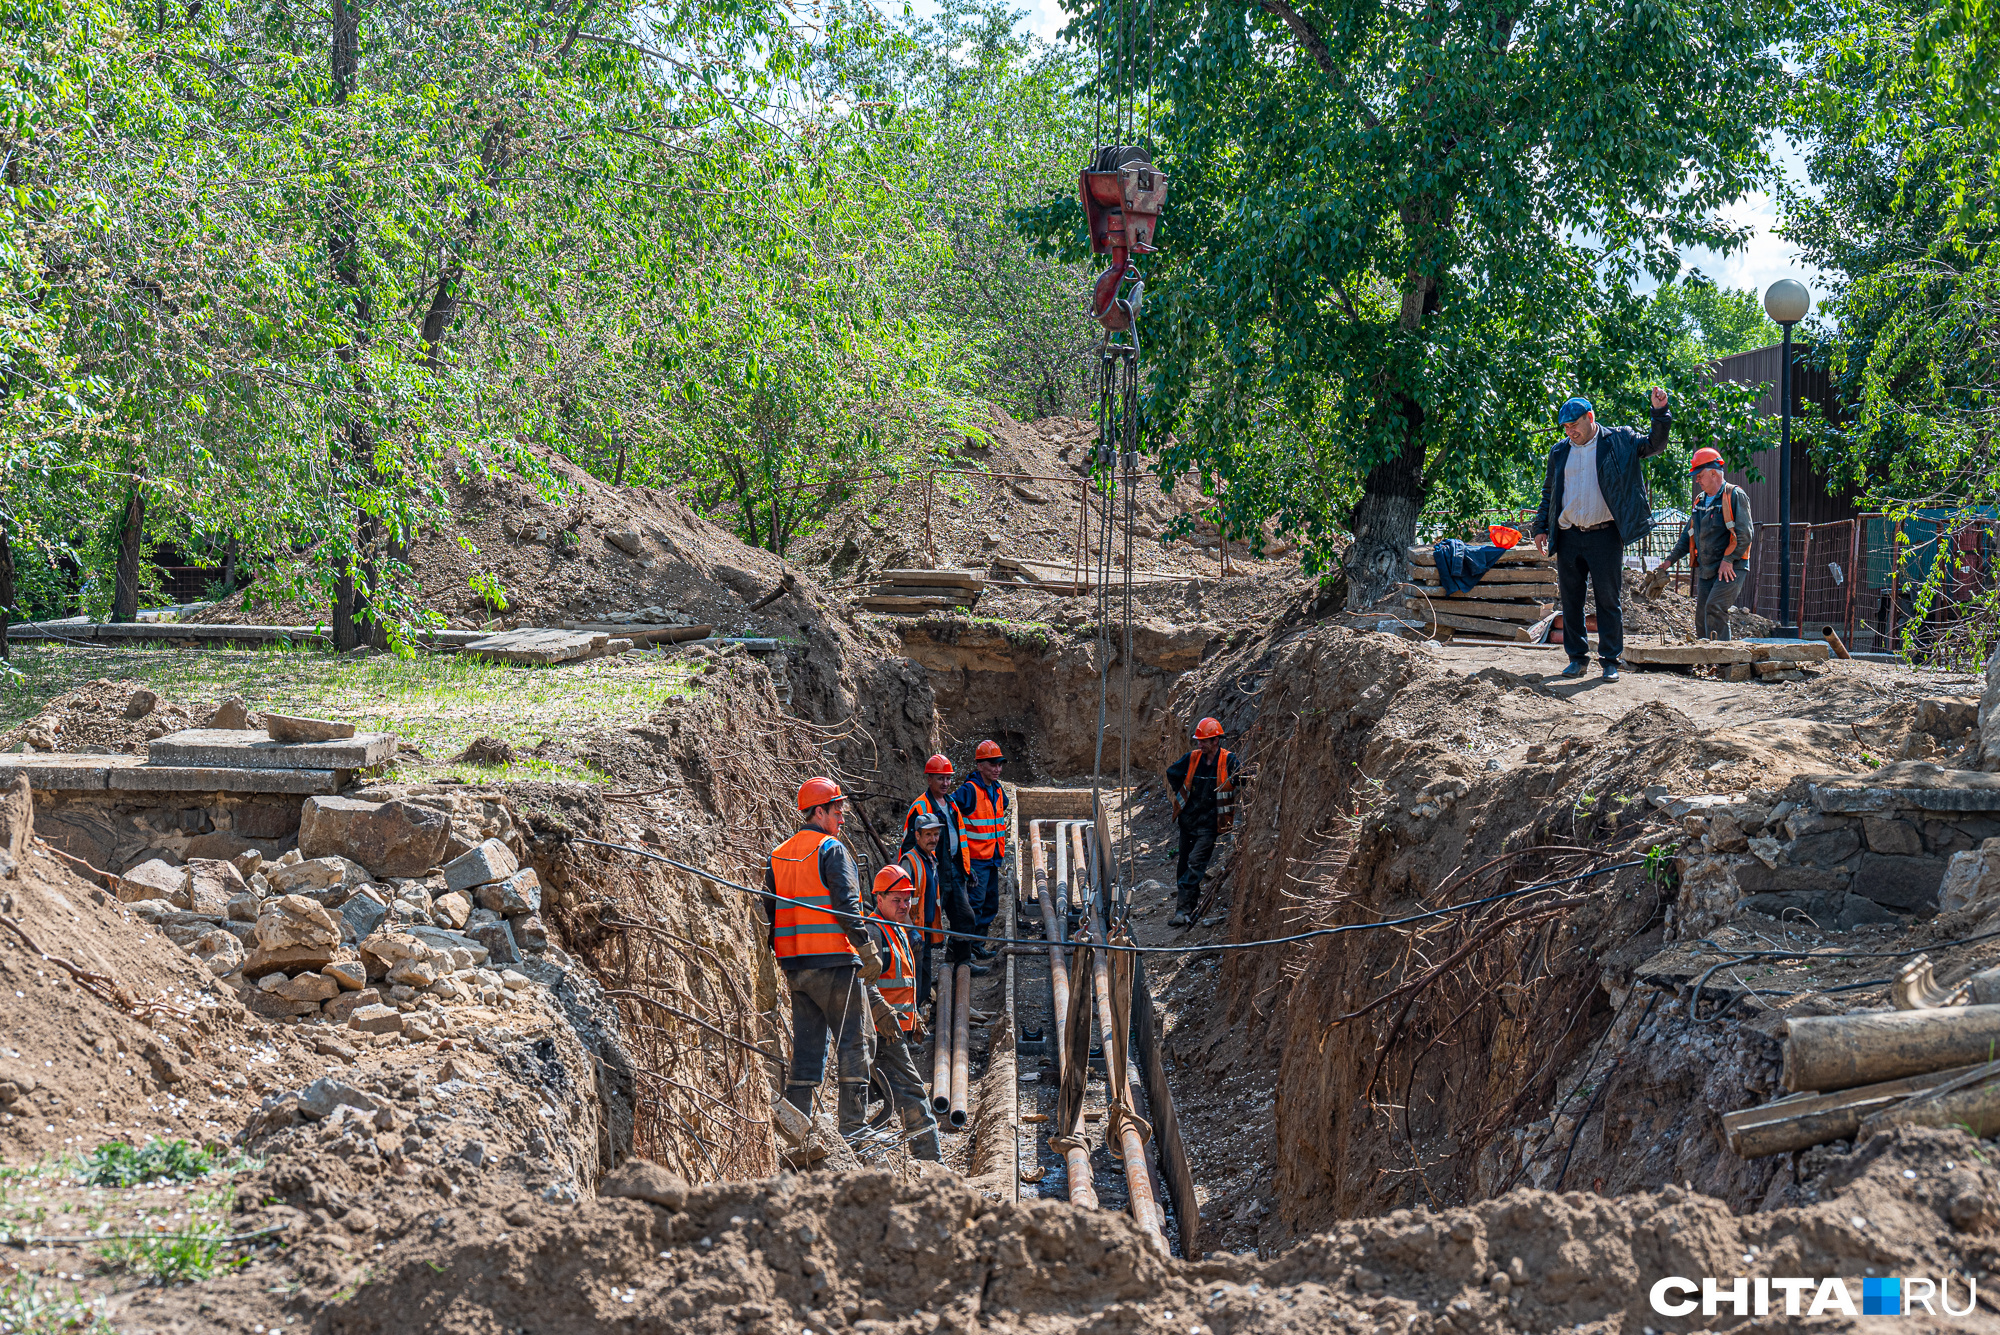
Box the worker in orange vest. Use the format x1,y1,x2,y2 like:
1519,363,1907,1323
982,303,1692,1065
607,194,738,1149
767,776,883,1132
951,740,1010,955
865,864,943,1160
1165,718,1235,926
899,809,957,1005
902,754,983,977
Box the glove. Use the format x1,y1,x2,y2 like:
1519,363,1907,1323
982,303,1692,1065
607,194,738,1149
858,937,884,982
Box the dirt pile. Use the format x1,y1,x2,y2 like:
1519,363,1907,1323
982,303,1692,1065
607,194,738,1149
0,677,228,756
793,410,1297,587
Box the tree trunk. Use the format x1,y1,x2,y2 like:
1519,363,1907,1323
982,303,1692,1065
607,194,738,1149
0,522,15,660
1344,399,1426,610
220,536,237,592
111,483,147,623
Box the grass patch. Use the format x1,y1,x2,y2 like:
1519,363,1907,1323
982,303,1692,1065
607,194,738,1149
95,1186,243,1284
0,1273,115,1335
78,1140,212,1190
0,643,696,784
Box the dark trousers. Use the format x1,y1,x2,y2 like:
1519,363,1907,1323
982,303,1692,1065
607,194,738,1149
940,858,978,965
1175,823,1218,912
783,965,871,1129
1556,525,1625,666
969,857,1003,934
1694,573,1741,640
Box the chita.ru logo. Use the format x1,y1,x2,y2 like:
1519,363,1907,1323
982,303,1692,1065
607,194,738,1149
1648,1274,1977,1318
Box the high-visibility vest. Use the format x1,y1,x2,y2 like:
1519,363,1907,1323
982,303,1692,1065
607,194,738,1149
770,830,859,965
1170,749,1235,834
963,780,1008,861
905,792,971,874
875,921,918,1032
900,849,943,945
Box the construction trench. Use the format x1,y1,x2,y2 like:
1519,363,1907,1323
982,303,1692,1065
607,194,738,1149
12,498,2000,1331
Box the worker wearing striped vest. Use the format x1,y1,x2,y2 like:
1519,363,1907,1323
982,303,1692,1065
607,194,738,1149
951,740,1010,954
899,809,953,1006
766,777,883,1133
902,754,983,975
864,864,942,1160
1165,717,1235,927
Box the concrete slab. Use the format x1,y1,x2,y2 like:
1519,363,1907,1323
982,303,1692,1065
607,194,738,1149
110,765,338,795
0,754,121,791
1623,642,1755,666
146,729,395,771
464,628,607,665
1811,761,2000,813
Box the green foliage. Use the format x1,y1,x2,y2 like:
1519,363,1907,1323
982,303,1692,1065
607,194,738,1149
1021,0,1791,596
79,1139,213,1189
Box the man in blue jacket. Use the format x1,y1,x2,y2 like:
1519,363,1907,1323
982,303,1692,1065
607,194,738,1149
1530,388,1672,682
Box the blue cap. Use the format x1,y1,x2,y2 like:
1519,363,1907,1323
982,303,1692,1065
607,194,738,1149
1557,397,1594,426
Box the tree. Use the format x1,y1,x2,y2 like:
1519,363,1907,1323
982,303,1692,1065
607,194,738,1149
1024,0,1789,604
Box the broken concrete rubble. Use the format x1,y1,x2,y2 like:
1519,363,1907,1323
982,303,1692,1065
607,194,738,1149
442,837,518,893
297,794,448,877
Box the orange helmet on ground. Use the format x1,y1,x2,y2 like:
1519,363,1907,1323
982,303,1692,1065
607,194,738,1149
1194,717,1224,739
1690,447,1725,474
796,776,845,811
872,864,913,897
1488,525,1522,550
974,740,1004,761
924,753,954,775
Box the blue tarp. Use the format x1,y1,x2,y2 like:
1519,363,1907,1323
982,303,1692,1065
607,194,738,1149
1431,540,1509,595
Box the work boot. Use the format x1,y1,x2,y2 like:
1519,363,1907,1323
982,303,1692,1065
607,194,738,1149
1601,662,1621,682
1559,660,1587,679
837,1082,870,1136
1168,909,1191,927
782,1083,815,1116
903,1107,943,1162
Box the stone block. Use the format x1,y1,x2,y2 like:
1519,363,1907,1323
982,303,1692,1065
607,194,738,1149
1811,762,2000,813
1852,852,1951,911
324,959,368,991
1733,861,1851,896
431,891,471,930
340,890,389,942
118,859,188,908
1741,890,1845,923
255,894,341,952
346,1003,404,1035
399,924,488,963
272,971,340,1003
1863,817,1924,857
145,728,396,771
514,914,548,953
1925,820,1978,858
267,856,368,896
264,714,357,743
442,838,519,894
187,929,245,977
1940,840,2000,913
465,919,519,965
184,859,247,915
297,1076,388,1123
1839,894,1907,929
477,869,541,917
1785,827,1862,869
241,944,337,981
242,988,322,1019
298,797,448,879
209,697,252,729
226,892,260,923
323,987,380,1025
234,800,302,839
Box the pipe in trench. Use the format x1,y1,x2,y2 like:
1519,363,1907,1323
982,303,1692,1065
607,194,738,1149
950,962,972,1129
1031,821,1094,1208
931,958,954,1116
1073,823,1164,1247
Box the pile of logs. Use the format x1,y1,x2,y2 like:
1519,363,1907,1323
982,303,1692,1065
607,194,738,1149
1724,956,2000,1157
1402,545,1558,643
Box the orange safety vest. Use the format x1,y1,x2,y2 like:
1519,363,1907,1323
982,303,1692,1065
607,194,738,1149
770,830,859,965
1170,749,1235,834
905,791,971,875
875,921,918,1032
963,781,1008,861
900,849,943,945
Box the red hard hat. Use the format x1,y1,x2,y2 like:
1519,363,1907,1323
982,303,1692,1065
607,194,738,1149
872,864,913,897
796,776,845,811
1194,717,1224,739
924,753,954,775
974,740,1004,761
1690,447,1724,474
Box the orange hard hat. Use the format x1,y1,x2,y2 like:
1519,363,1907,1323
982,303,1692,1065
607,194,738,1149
1489,525,1521,550
1194,717,1224,739
924,753,954,775
796,776,845,811
974,740,1004,761
872,864,913,897
1690,447,1725,474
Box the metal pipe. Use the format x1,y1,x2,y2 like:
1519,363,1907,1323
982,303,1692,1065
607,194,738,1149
1054,819,1070,915
1778,319,1796,636
1068,822,1091,920
950,961,972,1129
1087,886,1163,1247
1821,625,1852,659
931,959,954,1115
1028,820,1046,905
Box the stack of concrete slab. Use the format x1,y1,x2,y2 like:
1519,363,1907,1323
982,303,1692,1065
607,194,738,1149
1403,547,1558,642
2,727,396,797
1623,638,1832,680
463,628,635,665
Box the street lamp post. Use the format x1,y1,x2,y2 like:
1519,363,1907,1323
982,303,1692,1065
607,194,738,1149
1764,279,1812,637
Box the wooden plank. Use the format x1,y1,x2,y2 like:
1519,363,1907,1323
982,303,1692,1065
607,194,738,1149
857,596,964,614
879,568,984,589
867,585,978,602
1408,547,1553,569
1410,609,1533,641
1400,581,1559,601
465,628,606,665
1405,597,1553,624
562,623,712,646
1131,952,1201,1259
1408,567,1564,585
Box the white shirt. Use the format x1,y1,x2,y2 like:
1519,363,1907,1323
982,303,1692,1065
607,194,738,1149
1559,426,1613,530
